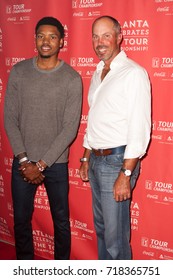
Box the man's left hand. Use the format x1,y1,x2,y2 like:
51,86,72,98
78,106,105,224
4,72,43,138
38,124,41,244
19,162,45,184
113,173,131,202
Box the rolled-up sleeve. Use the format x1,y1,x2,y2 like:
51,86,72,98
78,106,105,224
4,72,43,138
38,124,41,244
124,67,151,159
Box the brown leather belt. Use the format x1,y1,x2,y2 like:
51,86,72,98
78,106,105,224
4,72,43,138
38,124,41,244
92,145,126,156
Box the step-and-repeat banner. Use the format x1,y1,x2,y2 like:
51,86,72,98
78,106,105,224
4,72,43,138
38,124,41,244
0,0,173,260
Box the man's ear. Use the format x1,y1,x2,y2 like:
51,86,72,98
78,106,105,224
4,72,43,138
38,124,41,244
60,38,64,48
117,33,123,45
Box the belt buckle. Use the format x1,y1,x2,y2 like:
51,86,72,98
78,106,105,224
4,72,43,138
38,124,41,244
100,149,104,155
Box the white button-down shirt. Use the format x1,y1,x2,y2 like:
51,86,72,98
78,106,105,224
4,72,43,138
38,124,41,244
83,51,151,159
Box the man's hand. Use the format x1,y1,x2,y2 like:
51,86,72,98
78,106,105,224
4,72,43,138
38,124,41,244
79,162,89,182
113,158,139,201
79,148,91,182
19,161,45,184
113,172,131,202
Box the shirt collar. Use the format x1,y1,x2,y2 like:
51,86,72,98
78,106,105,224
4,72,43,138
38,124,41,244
96,50,127,73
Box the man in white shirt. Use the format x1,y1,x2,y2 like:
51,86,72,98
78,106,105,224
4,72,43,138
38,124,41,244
79,16,151,260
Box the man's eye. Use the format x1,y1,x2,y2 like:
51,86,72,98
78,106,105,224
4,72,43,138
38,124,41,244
51,36,57,40
37,35,43,39
104,34,110,39
92,35,98,40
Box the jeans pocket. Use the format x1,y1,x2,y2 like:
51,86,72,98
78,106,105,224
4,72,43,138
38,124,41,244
104,153,124,168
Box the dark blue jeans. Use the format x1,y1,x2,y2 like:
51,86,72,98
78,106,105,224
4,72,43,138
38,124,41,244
12,158,71,260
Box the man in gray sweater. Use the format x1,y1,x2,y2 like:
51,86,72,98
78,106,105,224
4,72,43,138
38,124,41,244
4,17,82,260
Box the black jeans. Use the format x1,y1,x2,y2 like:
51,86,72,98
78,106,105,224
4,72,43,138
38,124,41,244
12,158,71,260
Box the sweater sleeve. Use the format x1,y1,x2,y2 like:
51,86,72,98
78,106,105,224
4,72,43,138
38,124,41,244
4,66,26,156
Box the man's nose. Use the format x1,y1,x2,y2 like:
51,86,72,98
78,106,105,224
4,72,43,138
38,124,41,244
43,36,50,43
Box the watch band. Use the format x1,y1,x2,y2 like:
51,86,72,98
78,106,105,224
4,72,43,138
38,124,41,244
80,157,89,162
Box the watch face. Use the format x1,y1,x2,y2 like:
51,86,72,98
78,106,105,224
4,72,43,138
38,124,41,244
125,169,131,176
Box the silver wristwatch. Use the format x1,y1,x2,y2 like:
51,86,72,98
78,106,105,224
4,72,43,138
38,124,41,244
121,168,132,176
80,157,89,162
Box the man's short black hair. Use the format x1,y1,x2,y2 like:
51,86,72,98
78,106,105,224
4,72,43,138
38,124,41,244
35,17,64,38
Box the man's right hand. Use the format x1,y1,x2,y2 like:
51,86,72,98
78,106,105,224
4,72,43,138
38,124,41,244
79,162,89,181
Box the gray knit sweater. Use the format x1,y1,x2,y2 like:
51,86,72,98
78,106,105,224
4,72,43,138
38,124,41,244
4,58,82,167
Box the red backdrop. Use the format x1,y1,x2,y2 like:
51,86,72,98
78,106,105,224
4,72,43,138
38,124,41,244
0,0,173,260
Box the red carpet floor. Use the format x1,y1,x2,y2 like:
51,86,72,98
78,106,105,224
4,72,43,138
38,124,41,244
0,241,46,260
